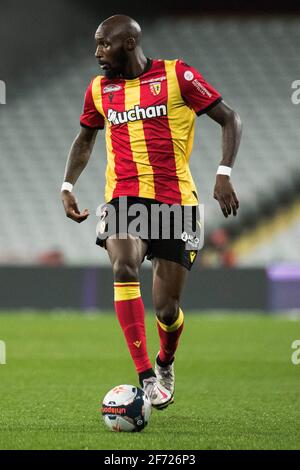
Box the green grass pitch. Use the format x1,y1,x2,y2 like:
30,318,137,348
0,311,299,450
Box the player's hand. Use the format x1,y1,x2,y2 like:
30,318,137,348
61,191,90,223
213,175,239,218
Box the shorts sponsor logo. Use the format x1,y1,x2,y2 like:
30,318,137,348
98,207,108,234
181,231,200,248
184,70,194,81
107,104,167,125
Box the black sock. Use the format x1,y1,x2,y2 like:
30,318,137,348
139,368,156,387
156,355,175,368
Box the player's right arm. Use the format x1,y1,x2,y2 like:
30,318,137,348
61,78,104,223
61,126,98,223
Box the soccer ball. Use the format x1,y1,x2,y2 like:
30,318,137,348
101,384,151,432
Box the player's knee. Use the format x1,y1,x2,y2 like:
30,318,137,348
156,301,179,326
112,259,139,282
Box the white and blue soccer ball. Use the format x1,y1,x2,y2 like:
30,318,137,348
101,384,151,432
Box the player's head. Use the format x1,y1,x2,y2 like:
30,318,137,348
95,15,142,78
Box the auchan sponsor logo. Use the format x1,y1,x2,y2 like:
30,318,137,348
107,104,167,125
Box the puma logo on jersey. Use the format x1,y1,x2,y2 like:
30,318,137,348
107,104,167,125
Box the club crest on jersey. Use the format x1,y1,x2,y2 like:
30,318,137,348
107,104,167,125
150,82,161,96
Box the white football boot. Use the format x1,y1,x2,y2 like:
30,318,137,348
155,354,175,396
142,376,174,410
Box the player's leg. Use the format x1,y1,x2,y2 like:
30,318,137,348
106,234,153,381
152,258,188,395
106,234,173,409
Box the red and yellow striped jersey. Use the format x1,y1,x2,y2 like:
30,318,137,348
80,59,221,205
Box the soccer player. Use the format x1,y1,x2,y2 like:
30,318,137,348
61,15,242,410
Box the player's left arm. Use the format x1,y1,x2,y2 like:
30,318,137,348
207,100,242,218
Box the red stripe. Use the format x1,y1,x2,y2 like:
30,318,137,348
140,61,181,204
100,79,139,199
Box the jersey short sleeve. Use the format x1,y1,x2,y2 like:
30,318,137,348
80,79,105,130
175,60,222,116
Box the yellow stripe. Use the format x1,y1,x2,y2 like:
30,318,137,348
157,308,184,333
114,284,141,302
92,77,104,116
104,125,117,202
125,80,155,199
231,198,300,258
91,76,117,202
114,282,140,287
165,60,198,206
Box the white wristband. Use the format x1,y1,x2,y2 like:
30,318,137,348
61,182,73,192
217,165,232,177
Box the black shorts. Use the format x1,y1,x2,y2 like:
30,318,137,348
96,197,201,271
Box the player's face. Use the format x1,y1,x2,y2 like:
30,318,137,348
95,27,128,79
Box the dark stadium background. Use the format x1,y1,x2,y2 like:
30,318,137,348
0,1,299,451
0,0,299,310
